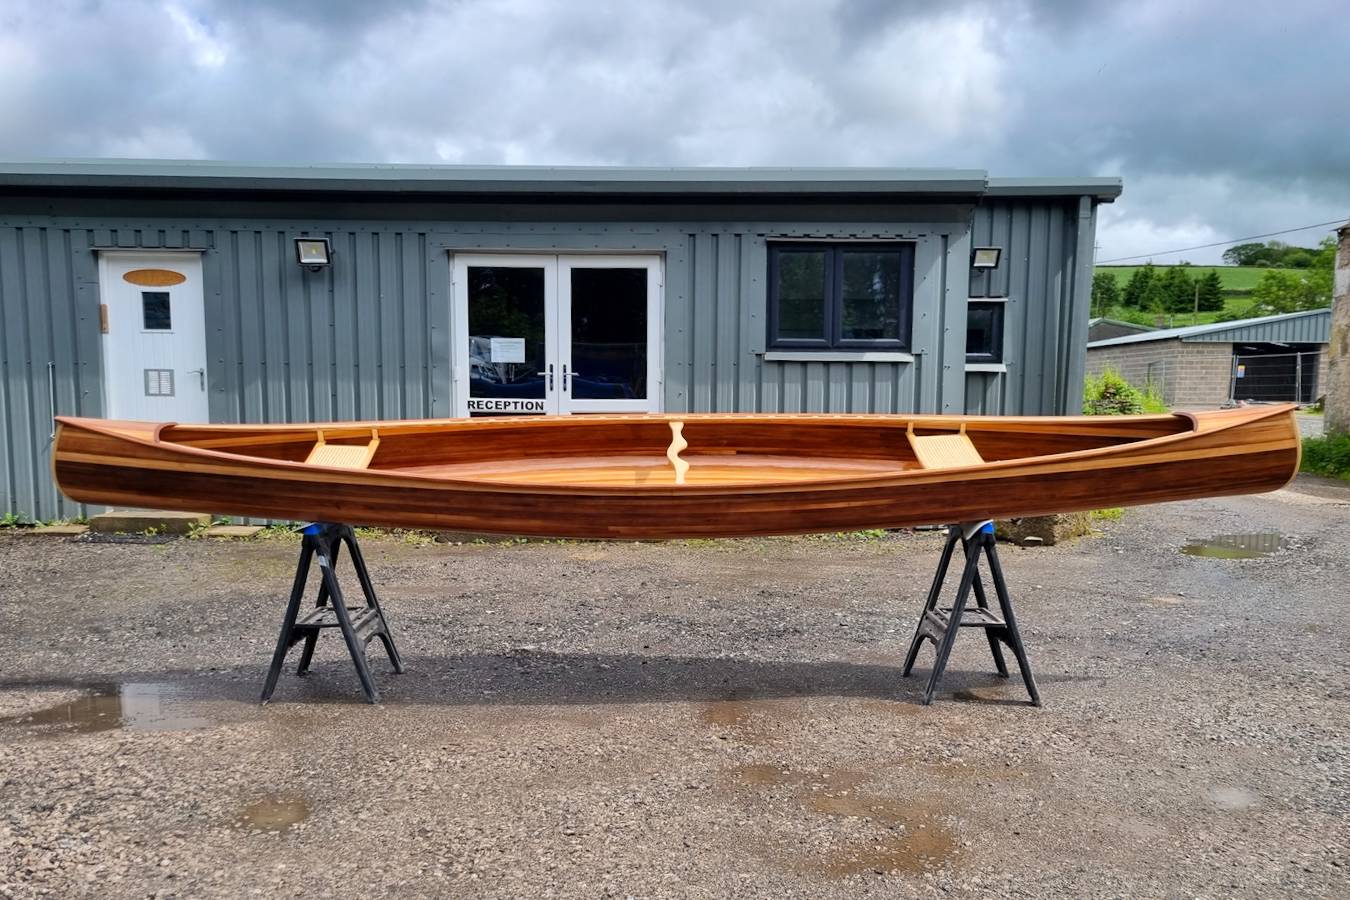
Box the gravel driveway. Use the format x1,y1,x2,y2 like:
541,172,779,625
1,477,1348,899
1296,413,1325,438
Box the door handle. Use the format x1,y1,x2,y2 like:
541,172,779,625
536,363,554,390
187,368,205,391
562,364,580,391
47,361,57,439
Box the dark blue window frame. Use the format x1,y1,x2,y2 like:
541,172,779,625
767,242,915,351
965,300,1005,363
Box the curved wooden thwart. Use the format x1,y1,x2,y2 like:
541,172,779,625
52,405,1301,539
666,421,689,485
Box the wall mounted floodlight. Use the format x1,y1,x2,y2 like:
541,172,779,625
295,237,332,272
971,247,1002,269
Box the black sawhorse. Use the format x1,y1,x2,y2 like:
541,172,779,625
902,521,1040,706
261,523,404,704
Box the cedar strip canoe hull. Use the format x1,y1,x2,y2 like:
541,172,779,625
52,407,1300,539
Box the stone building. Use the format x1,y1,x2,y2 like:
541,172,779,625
1086,309,1330,409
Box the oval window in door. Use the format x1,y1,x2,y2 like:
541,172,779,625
123,268,187,287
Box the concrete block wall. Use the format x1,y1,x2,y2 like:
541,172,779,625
1086,339,1234,408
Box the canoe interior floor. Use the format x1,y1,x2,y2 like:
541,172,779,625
389,453,913,486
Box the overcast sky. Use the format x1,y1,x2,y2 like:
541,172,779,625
1,0,1345,263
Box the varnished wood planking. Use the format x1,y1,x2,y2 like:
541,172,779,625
52,406,1299,539
400,453,908,487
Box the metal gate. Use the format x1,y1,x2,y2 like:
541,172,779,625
1230,352,1319,403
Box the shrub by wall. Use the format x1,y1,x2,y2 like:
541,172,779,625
1084,368,1168,415
1301,434,1350,480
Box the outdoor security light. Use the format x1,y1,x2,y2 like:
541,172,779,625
295,237,332,272
971,247,1002,269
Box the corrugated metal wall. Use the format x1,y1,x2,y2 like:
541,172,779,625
665,225,967,418
1,225,103,523
209,228,441,424
2,198,1094,521
965,196,1095,415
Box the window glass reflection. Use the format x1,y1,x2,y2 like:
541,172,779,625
570,268,647,400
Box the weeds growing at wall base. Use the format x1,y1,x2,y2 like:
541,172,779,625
1300,433,1350,480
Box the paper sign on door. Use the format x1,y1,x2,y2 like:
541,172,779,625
489,337,526,363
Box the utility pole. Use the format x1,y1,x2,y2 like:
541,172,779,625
1193,282,1200,325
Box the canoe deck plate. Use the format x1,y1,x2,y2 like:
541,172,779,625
261,523,404,704
902,522,1041,706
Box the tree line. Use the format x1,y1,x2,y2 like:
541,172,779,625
1244,237,1336,314
1092,266,1223,316
1092,236,1335,320
1222,240,1323,268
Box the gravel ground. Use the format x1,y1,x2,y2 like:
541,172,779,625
1,477,1348,899
1296,413,1325,439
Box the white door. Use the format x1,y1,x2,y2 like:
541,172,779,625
98,252,210,422
557,255,662,415
452,254,662,417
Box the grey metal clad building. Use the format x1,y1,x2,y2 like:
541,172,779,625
0,160,1121,520
1086,308,1331,408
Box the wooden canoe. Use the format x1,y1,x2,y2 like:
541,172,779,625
52,405,1300,539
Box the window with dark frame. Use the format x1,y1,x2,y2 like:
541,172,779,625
767,243,914,351
965,300,1004,363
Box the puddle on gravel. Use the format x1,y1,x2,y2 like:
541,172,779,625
1181,532,1288,559
809,794,957,877
1210,786,1259,811
735,763,796,786
807,794,911,820
233,796,310,832
700,697,800,744
727,763,958,877
730,763,866,792
703,700,755,729
0,683,214,734
1143,595,1186,607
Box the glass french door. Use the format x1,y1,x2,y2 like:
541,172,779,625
452,254,661,417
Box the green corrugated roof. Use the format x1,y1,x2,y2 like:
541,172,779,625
0,158,1121,200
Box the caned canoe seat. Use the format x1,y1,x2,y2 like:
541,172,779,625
306,428,380,469
906,421,984,470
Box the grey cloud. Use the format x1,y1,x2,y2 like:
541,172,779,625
997,2,1347,183
0,0,1345,261
202,0,431,28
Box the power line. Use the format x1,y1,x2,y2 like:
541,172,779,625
1097,218,1348,264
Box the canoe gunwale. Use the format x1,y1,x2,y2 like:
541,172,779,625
53,405,1299,498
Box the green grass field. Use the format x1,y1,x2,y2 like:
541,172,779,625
1094,265,1279,292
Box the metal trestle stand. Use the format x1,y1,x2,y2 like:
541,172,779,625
261,523,404,704
902,521,1040,706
